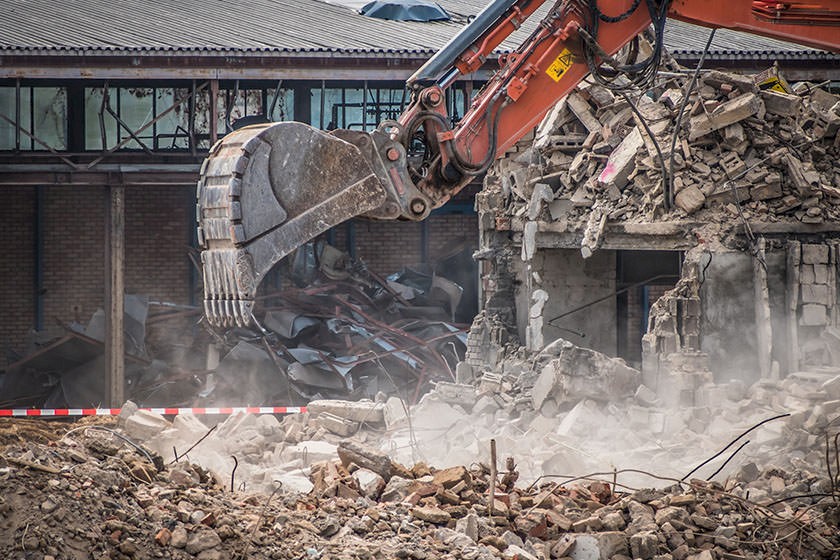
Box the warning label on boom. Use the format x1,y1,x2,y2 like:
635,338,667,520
546,48,574,82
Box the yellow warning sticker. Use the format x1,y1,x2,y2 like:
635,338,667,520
546,48,574,82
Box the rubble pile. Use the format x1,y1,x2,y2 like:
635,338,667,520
482,67,840,251
1,411,838,560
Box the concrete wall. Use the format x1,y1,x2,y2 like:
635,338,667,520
516,248,617,356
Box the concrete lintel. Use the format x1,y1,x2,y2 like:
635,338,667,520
506,219,699,251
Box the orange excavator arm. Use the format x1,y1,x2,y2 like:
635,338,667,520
197,0,840,327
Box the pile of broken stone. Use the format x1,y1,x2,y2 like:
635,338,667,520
1,338,829,559
1,403,838,560
0,407,836,560
486,67,840,242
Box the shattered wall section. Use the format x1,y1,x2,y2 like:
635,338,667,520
641,254,713,404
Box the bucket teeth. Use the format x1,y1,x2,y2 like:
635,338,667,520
201,248,256,328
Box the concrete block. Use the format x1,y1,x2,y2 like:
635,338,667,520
314,412,360,437
674,185,705,214
567,532,628,560
760,90,802,117
597,127,644,191
821,375,840,400
124,409,172,441
802,243,830,264
813,264,830,284
689,92,762,140
353,468,386,499
800,304,828,326
801,283,831,305
172,413,210,439
285,441,337,465
383,396,408,430
306,400,384,424
432,382,477,407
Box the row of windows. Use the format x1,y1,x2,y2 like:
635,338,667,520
0,82,473,153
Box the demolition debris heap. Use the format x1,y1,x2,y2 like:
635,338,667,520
483,68,840,250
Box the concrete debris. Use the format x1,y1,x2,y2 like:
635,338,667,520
482,66,840,236
1,401,838,559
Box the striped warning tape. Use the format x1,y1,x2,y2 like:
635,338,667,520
0,406,307,418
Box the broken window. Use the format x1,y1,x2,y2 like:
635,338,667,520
85,86,195,151
311,84,407,131
0,86,67,151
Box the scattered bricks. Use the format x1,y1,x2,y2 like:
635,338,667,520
760,90,802,117
307,400,385,424
688,92,763,141
669,494,696,507
801,243,830,264
674,185,706,215
800,304,828,326
515,510,548,539
432,465,471,489
597,127,644,191
690,514,718,531
154,528,171,546
655,507,690,527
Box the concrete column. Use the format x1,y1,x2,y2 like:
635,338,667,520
105,184,125,407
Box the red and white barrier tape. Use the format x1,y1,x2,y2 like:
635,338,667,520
0,406,307,418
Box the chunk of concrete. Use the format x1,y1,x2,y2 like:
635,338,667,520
674,184,705,215
597,127,643,191
124,409,172,441
800,304,828,326
306,400,384,424
532,339,640,407
314,412,360,437
383,396,408,429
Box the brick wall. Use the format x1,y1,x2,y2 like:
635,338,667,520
0,187,36,363
331,213,478,276
41,186,106,329
2,185,195,364
124,187,194,304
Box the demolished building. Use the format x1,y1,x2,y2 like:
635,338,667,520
468,67,840,409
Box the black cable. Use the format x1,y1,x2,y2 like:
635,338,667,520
681,413,790,482
406,96,504,177
617,89,671,209
668,28,716,209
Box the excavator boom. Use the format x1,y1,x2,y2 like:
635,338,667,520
198,0,840,327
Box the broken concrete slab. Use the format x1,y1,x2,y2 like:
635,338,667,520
306,400,384,424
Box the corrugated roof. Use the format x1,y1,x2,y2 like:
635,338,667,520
0,0,833,59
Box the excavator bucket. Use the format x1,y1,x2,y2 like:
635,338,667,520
197,122,388,327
